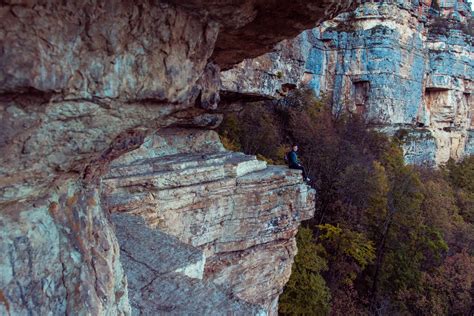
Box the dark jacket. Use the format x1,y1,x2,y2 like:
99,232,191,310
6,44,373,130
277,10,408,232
288,150,300,167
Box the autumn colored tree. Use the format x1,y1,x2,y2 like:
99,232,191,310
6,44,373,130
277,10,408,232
398,250,474,315
445,156,474,224
218,89,474,315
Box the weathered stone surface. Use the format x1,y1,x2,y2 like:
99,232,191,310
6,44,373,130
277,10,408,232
397,129,438,166
1,0,356,313
112,212,268,315
222,0,473,165
205,238,297,312
424,13,473,162
112,212,205,280
0,1,214,313
221,30,321,99
163,0,356,70
466,129,474,154
131,272,265,316
0,1,218,102
0,181,130,315
0,0,354,201
103,129,316,314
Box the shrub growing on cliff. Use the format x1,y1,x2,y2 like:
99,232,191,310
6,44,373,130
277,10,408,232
279,227,331,316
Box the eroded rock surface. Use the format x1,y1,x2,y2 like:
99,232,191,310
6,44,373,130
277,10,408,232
0,0,345,313
112,213,266,315
103,129,316,314
0,181,129,315
1,2,216,312
165,0,356,70
222,0,473,165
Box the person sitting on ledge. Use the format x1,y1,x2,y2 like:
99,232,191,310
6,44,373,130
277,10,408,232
287,144,310,182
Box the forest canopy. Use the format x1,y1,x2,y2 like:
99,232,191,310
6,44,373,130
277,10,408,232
218,89,474,315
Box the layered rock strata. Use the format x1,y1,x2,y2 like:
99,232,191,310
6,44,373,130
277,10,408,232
222,0,473,165
0,181,130,315
1,2,218,313
112,212,265,315
0,0,352,314
103,128,316,314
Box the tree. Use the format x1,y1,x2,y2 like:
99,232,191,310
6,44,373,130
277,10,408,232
317,224,375,286
445,157,474,224
218,88,474,314
398,250,474,315
279,227,331,315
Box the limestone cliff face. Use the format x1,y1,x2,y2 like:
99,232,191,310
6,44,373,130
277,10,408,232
222,0,473,165
103,128,315,314
0,0,352,314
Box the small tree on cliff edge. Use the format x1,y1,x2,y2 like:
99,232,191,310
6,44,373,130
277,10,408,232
279,227,331,315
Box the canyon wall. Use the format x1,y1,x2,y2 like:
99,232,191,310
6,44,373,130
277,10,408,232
222,0,473,166
0,0,355,314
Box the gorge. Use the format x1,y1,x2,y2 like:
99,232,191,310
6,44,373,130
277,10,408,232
0,0,472,315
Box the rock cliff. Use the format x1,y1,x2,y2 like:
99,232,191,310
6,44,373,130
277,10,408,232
103,128,315,314
0,0,352,314
222,0,473,165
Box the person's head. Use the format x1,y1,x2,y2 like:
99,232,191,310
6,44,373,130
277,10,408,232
292,144,298,152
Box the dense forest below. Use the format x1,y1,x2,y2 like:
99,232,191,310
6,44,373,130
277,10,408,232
218,90,474,315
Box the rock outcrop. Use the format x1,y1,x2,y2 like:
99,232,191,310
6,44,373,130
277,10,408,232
0,0,350,314
111,212,265,315
222,0,473,165
103,128,315,314
0,181,130,315
168,0,356,69
1,2,216,313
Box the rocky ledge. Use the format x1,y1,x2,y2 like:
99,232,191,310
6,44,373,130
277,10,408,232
103,128,315,314
0,0,346,314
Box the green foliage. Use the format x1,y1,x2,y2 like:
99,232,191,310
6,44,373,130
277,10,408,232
218,88,474,314
219,113,241,143
446,156,474,193
256,153,274,165
218,114,243,152
219,134,241,152
279,228,331,316
445,156,474,224
364,161,390,231
275,144,289,165
318,224,376,270
398,250,474,315
455,188,474,224
218,102,283,161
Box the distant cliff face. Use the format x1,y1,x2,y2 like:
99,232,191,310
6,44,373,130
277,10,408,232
222,0,473,166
